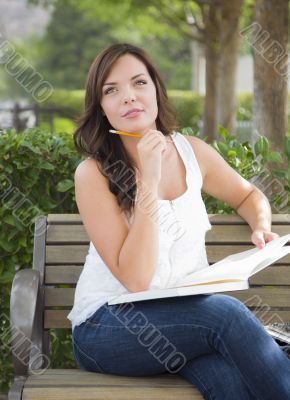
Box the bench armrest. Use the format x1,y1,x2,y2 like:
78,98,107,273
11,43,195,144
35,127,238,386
10,269,42,377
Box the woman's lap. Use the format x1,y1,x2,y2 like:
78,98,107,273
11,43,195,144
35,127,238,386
72,294,242,374
72,293,290,399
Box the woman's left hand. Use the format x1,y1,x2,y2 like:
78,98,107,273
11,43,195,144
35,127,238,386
251,229,280,249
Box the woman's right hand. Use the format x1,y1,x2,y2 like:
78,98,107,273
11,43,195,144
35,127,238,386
136,129,167,186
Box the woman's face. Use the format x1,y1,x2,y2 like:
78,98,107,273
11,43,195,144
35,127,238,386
100,54,158,135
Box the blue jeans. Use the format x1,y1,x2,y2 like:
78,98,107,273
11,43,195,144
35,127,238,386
72,294,290,399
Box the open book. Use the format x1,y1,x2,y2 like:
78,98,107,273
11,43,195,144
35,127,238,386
108,233,290,305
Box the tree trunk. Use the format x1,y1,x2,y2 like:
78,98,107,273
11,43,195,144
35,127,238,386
253,0,288,150
203,2,222,142
217,0,244,135
190,39,202,93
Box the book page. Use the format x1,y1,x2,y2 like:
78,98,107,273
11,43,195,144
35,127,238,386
249,246,290,276
174,233,290,287
212,233,290,267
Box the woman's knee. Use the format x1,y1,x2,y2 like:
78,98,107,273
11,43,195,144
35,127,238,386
192,294,256,338
179,353,254,400
205,294,252,320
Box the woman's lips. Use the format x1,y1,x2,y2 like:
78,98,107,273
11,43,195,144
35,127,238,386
123,110,143,118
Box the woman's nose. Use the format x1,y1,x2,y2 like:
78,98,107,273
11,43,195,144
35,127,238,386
123,88,136,104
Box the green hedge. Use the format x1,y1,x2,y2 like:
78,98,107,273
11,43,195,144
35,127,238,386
1,126,290,394
0,128,82,393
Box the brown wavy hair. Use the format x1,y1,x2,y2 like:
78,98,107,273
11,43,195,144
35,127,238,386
73,43,179,217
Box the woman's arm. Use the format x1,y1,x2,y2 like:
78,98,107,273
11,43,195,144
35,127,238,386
186,136,279,248
234,186,279,248
74,159,159,292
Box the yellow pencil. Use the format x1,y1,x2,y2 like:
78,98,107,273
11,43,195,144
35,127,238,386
109,129,143,138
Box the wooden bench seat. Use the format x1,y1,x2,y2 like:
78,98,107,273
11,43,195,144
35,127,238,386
8,214,290,400
21,369,199,400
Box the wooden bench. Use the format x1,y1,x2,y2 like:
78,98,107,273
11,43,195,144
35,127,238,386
8,214,290,400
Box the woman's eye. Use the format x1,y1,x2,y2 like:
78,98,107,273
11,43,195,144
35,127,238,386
136,79,147,85
104,87,116,95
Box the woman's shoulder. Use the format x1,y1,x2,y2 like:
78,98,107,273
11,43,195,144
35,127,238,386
75,157,105,183
178,133,208,180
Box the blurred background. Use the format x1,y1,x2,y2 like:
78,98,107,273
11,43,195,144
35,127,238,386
0,0,288,147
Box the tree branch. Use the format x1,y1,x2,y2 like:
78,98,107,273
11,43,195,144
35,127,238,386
147,0,205,42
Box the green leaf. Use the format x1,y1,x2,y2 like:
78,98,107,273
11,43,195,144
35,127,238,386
40,162,55,170
0,238,15,252
218,125,230,140
56,179,74,192
3,215,15,226
19,236,27,247
0,271,15,284
228,150,237,158
283,136,290,159
216,142,228,157
235,143,246,160
181,127,194,136
7,228,19,241
19,141,42,155
254,136,269,157
267,151,283,163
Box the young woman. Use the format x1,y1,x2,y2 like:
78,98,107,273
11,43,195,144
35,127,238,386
68,43,290,399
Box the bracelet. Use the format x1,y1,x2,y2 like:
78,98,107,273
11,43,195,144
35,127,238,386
236,188,255,210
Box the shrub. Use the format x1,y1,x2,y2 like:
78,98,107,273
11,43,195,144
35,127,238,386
0,128,82,393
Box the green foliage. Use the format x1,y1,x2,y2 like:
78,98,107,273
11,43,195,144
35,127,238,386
0,34,44,101
44,90,84,119
27,0,192,92
201,126,290,215
1,126,289,394
170,90,203,131
36,0,117,90
40,117,76,134
0,128,82,393
236,92,253,121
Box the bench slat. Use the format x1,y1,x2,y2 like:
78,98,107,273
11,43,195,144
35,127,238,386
44,287,290,307
45,265,82,284
26,369,190,384
47,213,290,224
44,309,290,329
23,386,201,400
46,224,290,244
23,369,202,400
45,265,290,285
46,245,290,264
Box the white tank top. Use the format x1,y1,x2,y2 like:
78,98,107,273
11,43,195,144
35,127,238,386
67,132,212,330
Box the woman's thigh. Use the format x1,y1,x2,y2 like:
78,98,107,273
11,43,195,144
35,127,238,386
72,293,249,375
179,352,256,400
